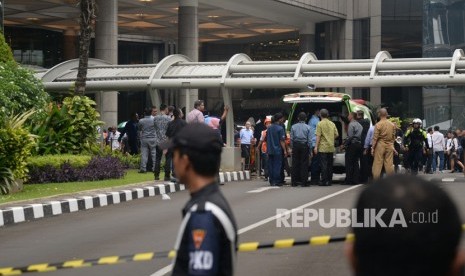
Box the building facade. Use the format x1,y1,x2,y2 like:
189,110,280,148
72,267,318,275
2,0,465,128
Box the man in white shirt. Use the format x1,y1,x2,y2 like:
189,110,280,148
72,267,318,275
108,126,121,151
431,126,445,173
240,121,254,170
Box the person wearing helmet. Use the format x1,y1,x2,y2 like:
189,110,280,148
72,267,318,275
404,119,429,175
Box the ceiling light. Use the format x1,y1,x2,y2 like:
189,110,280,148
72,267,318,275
139,0,153,2
208,15,219,19
27,17,39,21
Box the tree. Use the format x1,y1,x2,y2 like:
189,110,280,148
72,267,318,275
0,33,49,121
75,0,97,95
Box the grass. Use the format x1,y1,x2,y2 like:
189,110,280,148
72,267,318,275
0,169,160,205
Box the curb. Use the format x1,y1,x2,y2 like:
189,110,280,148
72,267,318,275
0,183,184,228
219,171,251,183
0,171,250,227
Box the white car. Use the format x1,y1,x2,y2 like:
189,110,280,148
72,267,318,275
283,92,374,173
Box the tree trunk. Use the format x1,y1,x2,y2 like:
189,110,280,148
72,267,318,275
75,0,96,96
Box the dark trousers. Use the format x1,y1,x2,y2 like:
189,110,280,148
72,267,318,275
268,154,283,186
261,153,269,178
345,143,362,184
310,147,321,183
155,145,170,179
360,148,370,183
364,147,374,180
408,148,423,175
291,143,310,185
425,149,433,173
320,152,334,184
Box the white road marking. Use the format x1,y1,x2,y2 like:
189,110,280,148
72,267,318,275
149,184,361,276
246,186,280,193
162,194,171,200
150,264,173,276
238,185,361,234
442,178,456,182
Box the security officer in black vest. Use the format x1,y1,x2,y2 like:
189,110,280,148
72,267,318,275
159,123,237,276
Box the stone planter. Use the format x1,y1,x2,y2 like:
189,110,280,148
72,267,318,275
10,179,24,194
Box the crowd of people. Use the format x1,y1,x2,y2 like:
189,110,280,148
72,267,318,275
247,107,465,187
101,100,229,182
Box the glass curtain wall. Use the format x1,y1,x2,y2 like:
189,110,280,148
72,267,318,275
423,0,465,129
381,0,423,120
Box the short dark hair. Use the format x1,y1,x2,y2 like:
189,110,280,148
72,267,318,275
353,175,461,276
159,103,168,111
320,109,329,118
145,107,152,116
178,147,221,177
427,127,433,132
297,112,307,122
173,108,182,119
273,112,283,122
194,100,204,109
434,126,440,131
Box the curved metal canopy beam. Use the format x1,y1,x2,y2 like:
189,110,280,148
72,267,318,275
146,54,191,109
450,49,465,78
370,51,392,79
294,52,317,80
221,53,252,147
41,58,112,83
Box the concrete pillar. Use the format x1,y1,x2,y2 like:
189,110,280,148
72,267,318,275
299,22,315,55
369,0,382,106
63,29,78,60
178,0,198,112
95,0,118,128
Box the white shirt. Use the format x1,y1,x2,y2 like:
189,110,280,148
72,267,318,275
431,131,445,152
240,128,254,145
427,133,433,149
108,131,121,151
446,137,458,152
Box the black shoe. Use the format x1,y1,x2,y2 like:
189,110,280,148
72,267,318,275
164,177,170,181
154,175,160,180
319,182,331,186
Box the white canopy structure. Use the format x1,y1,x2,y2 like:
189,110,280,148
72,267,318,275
37,49,465,146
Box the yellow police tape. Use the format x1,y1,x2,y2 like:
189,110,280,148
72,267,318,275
0,234,354,275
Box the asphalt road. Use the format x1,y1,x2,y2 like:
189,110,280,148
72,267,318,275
1,173,465,276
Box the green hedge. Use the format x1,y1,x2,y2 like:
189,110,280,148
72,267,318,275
28,155,92,168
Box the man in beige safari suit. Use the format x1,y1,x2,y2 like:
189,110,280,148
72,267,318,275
371,108,396,179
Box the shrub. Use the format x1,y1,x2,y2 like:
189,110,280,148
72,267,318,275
27,156,126,184
0,110,38,182
0,33,14,63
78,156,126,181
0,34,49,122
32,96,103,155
0,168,17,195
28,155,92,169
98,148,140,169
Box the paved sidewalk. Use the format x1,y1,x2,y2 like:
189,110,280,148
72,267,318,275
0,170,251,227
